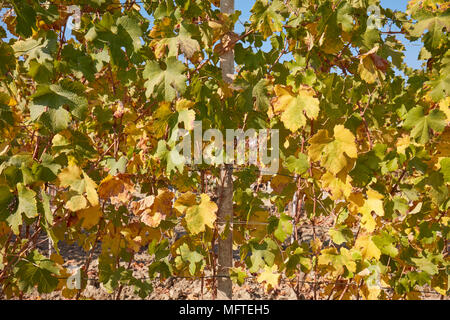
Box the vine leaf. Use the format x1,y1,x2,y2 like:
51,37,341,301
354,234,381,260
7,183,37,235
403,106,446,144
98,174,135,206
15,251,59,294
358,189,384,233
77,205,102,230
257,265,280,293
144,57,187,101
250,0,284,40
271,85,320,132
308,125,357,175
185,194,218,235
285,153,309,175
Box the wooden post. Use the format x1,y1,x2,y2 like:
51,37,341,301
217,0,234,300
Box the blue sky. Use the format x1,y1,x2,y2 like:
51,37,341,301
1,0,422,70
234,0,422,70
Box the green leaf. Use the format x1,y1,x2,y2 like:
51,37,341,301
0,185,14,221
245,239,277,273
253,78,270,112
329,225,353,245
117,15,143,52
269,213,293,242
30,104,71,132
40,189,53,226
7,183,37,234
426,72,450,102
349,151,380,187
30,80,87,131
372,232,399,258
11,0,37,38
411,257,438,275
15,250,59,293
440,158,450,183
12,32,57,66
0,43,16,78
177,243,204,275
403,106,446,144
337,3,353,32
230,267,247,285
143,57,187,101
172,23,200,59
103,156,128,175
410,10,450,49
285,154,309,175
250,0,284,40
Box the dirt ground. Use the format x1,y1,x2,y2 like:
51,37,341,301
12,227,442,300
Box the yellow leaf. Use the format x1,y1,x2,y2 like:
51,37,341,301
185,194,217,234
271,85,320,132
131,195,155,215
150,101,172,139
360,285,381,300
318,247,356,276
348,192,365,215
357,47,386,84
358,55,378,84
321,171,353,200
76,205,102,229
131,190,174,227
120,222,152,251
8,97,17,107
174,191,197,215
396,134,411,155
436,127,450,158
65,195,87,212
175,99,195,111
58,162,82,189
360,206,377,233
0,221,11,237
141,210,162,228
340,248,356,273
248,210,269,240
354,234,381,260
270,174,292,193
366,189,384,217
152,189,175,218
308,125,357,175
257,265,280,293
50,253,64,265
358,189,384,232
83,171,99,207
98,174,135,206
431,271,448,295
439,97,450,123
321,26,344,54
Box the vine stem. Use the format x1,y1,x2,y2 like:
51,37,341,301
390,167,407,195
75,218,104,300
357,102,373,149
115,252,135,300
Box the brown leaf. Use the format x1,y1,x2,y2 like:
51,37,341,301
370,53,389,72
